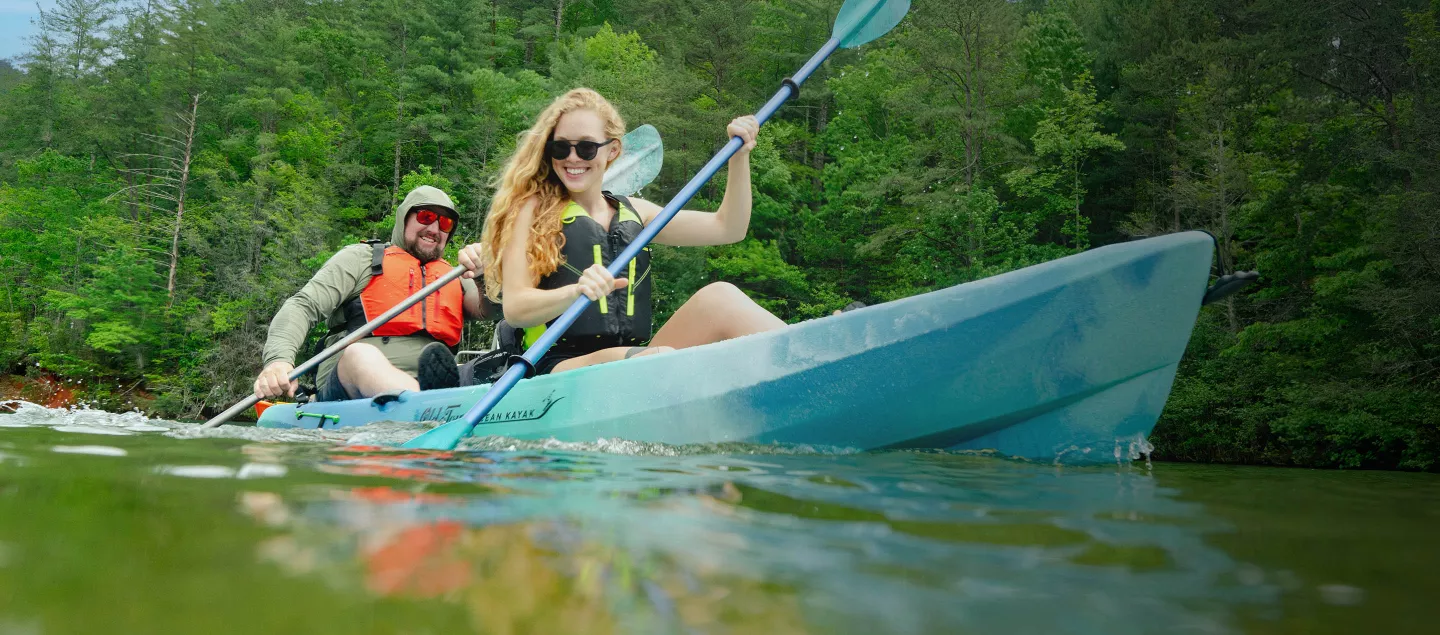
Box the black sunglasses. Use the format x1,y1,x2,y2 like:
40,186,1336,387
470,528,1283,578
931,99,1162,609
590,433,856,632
545,138,616,161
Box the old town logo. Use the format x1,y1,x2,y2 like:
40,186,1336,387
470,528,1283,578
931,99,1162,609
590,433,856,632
413,391,565,425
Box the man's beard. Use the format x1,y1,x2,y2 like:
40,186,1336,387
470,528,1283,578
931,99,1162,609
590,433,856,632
407,235,445,263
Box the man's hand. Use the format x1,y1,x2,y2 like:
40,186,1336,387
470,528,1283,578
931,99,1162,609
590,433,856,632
254,361,298,399
458,242,484,279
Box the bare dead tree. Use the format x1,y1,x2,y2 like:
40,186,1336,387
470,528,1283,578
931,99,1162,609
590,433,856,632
108,92,203,306
392,23,408,210
555,0,565,44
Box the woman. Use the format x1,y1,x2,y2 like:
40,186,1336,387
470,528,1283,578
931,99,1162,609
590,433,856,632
458,88,785,375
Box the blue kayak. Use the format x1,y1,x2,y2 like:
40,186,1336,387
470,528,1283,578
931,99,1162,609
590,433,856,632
258,231,1217,461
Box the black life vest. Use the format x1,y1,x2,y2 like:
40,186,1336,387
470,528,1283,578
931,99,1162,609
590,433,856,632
525,192,653,352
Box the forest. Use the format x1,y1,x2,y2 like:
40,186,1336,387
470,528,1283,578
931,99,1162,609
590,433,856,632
1,0,1436,470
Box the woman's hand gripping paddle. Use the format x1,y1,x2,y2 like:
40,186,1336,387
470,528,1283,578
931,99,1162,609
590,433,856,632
401,0,910,451
201,125,665,430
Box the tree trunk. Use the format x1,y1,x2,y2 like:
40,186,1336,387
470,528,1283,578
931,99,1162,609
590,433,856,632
392,23,409,210
125,166,139,221
1385,92,1413,190
1073,164,1082,250
489,4,498,65
167,93,201,307
555,0,565,44
1215,120,1238,333
811,97,828,196
961,15,980,188
1171,164,1182,232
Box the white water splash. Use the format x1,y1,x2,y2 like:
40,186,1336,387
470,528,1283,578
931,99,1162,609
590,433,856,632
157,465,236,478
1053,445,1096,464
51,445,127,457
1318,584,1365,606
1114,434,1155,468
458,434,859,457
6,400,1062,462
237,463,288,479
1048,434,1156,468
155,463,288,479
3,400,175,433
52,425,134,436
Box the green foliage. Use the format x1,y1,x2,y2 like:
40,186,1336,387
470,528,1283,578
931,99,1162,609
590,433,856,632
0,0,1436,470
707,239,812,316
1018,5,1093,95
400,166,456,199
1006,72,1125,250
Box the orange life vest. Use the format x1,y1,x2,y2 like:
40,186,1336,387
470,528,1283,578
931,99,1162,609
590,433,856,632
354,246,464,347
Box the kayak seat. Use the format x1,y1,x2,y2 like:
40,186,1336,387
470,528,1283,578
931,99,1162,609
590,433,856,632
1202,271,1258,305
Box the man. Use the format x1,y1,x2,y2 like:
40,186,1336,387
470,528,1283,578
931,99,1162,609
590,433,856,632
253,185,484,401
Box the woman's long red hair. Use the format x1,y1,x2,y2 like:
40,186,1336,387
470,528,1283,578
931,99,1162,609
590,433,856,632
480,88,626,301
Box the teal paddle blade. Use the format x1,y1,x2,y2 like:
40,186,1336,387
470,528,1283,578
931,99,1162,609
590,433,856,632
401,417,472,450
602,124,663,197
834,0,910,48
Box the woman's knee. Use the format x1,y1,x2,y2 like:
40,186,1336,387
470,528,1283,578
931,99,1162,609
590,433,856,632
632,345,674,358
694,281,746,305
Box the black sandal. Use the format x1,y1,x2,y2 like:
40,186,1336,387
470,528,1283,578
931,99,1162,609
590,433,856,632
417,342,460,391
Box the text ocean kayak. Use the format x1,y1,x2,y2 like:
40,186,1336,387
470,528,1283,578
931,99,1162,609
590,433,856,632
258,231,1216,462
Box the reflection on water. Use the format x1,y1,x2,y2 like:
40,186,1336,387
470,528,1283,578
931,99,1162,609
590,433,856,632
1,400,1437,634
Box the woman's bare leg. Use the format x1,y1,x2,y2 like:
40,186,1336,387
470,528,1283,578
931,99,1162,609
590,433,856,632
549,283,783,373
648,282,785,350
551,345,674,373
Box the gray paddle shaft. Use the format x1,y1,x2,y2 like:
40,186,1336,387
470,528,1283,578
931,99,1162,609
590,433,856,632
199,266,468,428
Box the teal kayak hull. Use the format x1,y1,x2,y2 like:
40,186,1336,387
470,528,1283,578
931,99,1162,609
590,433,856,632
258,232,1216,462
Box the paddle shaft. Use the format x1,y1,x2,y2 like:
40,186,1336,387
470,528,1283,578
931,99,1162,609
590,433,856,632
200,265,468,428
443,36,845,438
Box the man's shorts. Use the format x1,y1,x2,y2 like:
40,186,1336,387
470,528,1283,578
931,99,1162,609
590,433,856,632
315,364,350,402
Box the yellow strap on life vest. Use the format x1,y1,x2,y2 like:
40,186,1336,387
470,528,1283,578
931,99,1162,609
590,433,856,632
561,199,641,226
616,204,642,226
593,244,607,314
627,258,636,316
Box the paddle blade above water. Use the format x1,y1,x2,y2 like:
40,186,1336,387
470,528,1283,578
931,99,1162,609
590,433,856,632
602,124,663,197
401,416,473,450
834,0,910,48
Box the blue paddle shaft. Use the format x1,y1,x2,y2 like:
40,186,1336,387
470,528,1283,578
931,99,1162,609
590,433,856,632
447,37,845,436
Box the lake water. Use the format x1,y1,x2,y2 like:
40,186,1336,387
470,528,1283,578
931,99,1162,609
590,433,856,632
1,400,1436,634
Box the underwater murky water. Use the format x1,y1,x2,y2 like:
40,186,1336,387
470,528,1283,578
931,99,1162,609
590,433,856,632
0,401,1436,634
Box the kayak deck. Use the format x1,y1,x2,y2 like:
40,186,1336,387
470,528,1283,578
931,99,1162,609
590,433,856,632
258,232,1215,461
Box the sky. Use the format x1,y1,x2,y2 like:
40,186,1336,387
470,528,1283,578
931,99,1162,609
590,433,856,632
1,1,56,62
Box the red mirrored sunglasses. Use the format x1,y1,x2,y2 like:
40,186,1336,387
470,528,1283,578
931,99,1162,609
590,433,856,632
414,208,456,233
